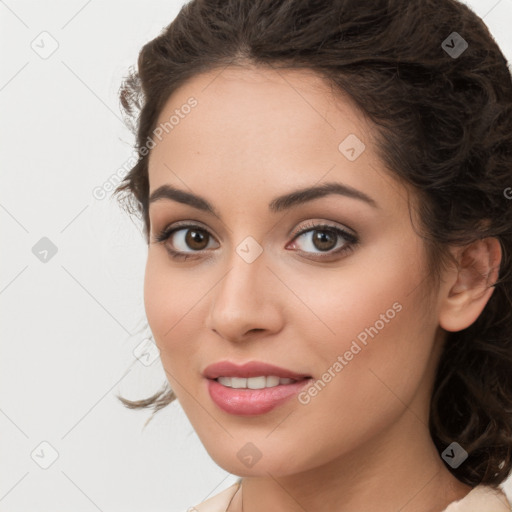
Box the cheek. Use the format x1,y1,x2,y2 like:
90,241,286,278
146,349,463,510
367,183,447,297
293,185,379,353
292,253,418,354
143,253,202,358
143,254,212,409
293,242,434,405
289,293,432,469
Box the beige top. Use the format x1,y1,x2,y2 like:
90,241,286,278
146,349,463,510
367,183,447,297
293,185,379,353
190,481,512,512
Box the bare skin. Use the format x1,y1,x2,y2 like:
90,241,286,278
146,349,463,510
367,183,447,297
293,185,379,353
144,65,501,512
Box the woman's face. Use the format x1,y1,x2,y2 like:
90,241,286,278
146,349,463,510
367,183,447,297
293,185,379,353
145,66,444,476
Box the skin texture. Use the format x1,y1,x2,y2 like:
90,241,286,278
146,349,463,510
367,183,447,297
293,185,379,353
144,66,501,512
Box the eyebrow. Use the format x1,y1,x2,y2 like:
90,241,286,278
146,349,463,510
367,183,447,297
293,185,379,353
148,181,378,217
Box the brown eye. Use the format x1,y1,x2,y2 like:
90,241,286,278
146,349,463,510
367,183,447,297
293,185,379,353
311,229,338,251
155,224,220,258
289,223,358,258
184,228,210,250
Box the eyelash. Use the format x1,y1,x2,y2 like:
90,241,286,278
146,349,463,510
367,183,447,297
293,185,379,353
153,220,359,261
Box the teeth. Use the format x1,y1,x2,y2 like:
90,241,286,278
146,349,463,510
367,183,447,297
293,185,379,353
216,376,296,389
231,377,248,389
266,376,280,387
218,376,234,387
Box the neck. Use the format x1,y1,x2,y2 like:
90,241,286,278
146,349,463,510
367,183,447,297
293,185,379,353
231,402,471,512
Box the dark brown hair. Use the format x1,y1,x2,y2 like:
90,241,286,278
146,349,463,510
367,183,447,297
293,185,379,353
114,0,512,488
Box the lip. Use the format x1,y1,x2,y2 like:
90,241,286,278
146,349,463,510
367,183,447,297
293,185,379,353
203,361,312,416
202,360,311,380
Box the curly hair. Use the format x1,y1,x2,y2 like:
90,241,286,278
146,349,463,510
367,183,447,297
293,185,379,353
114,0,512,488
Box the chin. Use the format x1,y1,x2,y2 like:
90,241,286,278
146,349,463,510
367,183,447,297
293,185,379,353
202,440,312,478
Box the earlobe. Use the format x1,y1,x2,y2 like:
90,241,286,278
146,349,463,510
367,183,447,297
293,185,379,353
439,237,502,333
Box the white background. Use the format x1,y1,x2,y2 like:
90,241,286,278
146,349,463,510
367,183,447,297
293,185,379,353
1,1,511,511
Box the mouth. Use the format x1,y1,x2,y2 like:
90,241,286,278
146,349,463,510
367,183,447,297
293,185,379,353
203,361,313,415
213,375,309,389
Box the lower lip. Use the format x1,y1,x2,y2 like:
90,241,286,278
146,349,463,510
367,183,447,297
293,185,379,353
206,378,312,415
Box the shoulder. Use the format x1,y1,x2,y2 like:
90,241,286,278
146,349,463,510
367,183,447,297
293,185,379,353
187,481,241,512
185,482,511,512
442,485,511,512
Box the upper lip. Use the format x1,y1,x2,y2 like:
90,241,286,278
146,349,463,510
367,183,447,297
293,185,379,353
203,361,311,380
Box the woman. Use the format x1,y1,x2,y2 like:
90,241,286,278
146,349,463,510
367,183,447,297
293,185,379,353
114,0,512,510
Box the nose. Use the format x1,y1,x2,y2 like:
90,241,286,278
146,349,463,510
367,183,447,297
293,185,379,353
205,247,284,343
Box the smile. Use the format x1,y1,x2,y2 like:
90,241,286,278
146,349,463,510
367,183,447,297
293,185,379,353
203,360,313,415
215,376,298,388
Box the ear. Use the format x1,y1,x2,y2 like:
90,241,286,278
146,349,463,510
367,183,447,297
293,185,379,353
438,237,502,332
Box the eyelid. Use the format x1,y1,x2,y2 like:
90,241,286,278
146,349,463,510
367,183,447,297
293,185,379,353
154,219,355,244
154,219,359,260
289,219,357,241
152,220,219,244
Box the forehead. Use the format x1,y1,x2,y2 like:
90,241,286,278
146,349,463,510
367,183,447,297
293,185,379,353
147,65,406,215
150,65,370,160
